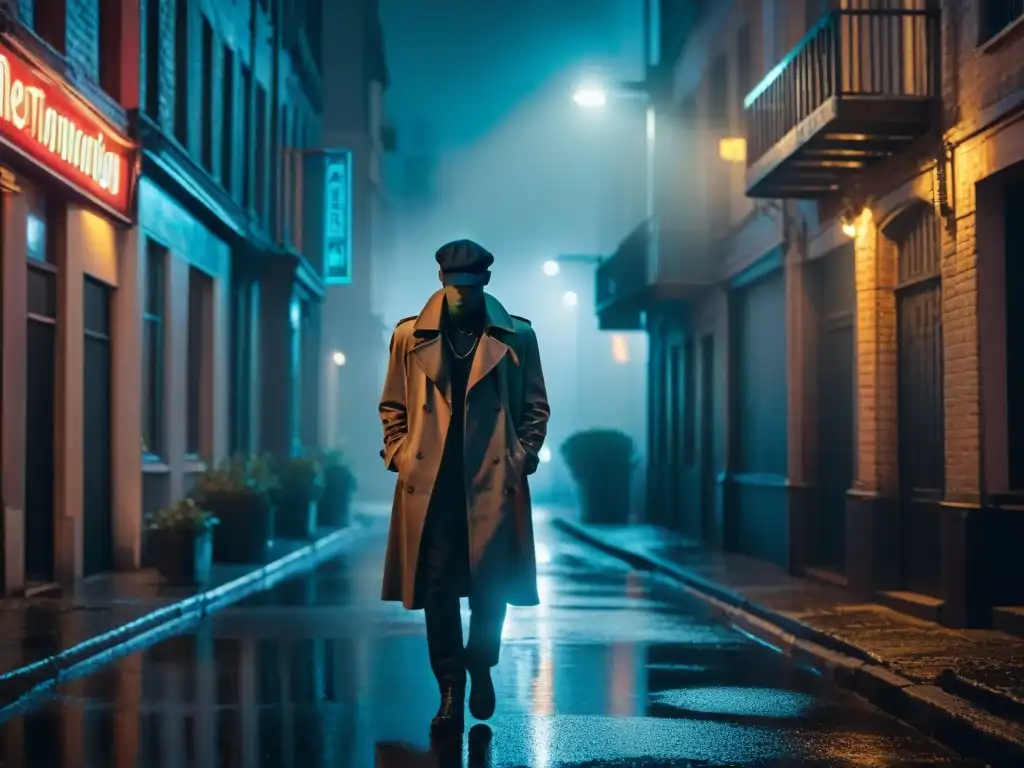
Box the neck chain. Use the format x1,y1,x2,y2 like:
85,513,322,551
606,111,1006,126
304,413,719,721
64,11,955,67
447,305,482,338
446,334,478,361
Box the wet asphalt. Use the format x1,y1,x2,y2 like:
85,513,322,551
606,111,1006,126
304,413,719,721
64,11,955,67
0,516,982,767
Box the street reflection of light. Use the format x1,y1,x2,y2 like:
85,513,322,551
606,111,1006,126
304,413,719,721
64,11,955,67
650,686,816,718
535,541,551,565
562,290,578,307
538,446,552,463
542,259,560,276
611,334,629,363
610,642,639,717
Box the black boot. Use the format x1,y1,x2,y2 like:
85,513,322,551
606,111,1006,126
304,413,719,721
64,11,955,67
431,684,466,731
468,667,495,721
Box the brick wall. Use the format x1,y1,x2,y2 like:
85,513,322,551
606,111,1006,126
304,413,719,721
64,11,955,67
65,0,99,80
17,0,32,27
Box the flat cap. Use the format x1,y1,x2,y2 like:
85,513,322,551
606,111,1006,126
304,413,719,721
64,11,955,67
435,239,494,286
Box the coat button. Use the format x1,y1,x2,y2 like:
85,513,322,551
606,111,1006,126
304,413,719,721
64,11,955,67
422,404,431,413
492,456,501,465
416,451,424,460
406,485,415,494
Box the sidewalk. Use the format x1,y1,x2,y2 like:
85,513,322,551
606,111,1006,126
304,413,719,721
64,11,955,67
0,513,380,718
552,515,1024,765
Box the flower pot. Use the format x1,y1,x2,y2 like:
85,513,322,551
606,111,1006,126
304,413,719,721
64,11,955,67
204,491,275,563
152,528,213,586
318,467,353,528
276,488,319,539
577,471,632,525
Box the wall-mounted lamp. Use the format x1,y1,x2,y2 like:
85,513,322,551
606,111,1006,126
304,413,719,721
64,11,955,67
841,218,858,238
718,137,747,163
542,260,560,277
332,350,347,367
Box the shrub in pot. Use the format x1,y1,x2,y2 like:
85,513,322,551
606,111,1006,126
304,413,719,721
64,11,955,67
148,499,218,586
194,453,276,563
560,429,636,525
274,453,324,539
316,450,357,528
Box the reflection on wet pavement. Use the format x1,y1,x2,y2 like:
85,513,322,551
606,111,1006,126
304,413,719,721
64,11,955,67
0,519,981,767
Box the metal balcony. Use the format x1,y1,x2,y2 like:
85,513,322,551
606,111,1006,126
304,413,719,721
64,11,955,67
744,7,939,199
594,217,715,331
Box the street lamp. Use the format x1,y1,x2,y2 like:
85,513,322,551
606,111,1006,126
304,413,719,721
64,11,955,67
542,259,561,277
572,83,608,108
332,350,346,367
563,290,579,308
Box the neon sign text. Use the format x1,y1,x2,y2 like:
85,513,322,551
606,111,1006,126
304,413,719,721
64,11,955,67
0,44,131,215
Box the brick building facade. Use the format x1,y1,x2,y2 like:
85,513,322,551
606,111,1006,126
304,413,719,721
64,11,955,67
0,0,328,593
597,0,1024,630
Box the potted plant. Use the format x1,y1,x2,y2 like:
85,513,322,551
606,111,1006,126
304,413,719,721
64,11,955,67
274,453,324,539
316,450,357,528
560,429,636,524
193,453,277,563
147,499,218,586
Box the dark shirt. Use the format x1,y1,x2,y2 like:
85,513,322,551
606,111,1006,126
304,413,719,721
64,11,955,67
433,312,478,511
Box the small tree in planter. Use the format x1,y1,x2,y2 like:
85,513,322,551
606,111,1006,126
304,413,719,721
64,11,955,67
316,450,357,528
148,499,219,586
560,429,636,525
274,453,325,539
194,453,277,563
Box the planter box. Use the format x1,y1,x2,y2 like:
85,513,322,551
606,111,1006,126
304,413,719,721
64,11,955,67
204,491,275,563
318,468,353,528
577,473,632,525
276,490,318,539
151,528,213,586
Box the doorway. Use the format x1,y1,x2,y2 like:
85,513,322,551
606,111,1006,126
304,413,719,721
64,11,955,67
816,321,854,571
892,204,944,597
699,334,716,542
83,278,113,577
25,263,57,584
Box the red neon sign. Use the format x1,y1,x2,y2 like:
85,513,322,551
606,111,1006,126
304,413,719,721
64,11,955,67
0,40,133,217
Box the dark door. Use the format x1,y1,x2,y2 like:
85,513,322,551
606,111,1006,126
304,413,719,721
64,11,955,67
25,264,57,583
699,335,716,542
816,321,854,572
667,342,684,530
893,206,944,597
83,279,113,577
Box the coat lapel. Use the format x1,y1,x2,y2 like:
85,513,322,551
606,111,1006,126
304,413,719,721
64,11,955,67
409,336,450,407
467,333,512,393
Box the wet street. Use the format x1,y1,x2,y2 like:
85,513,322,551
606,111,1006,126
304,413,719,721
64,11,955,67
0,516,980,767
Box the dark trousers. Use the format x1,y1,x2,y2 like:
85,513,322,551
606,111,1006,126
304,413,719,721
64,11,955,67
420,506,507,687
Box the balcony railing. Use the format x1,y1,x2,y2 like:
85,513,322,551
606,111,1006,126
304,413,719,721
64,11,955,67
594,217,716,330
744,7,939,198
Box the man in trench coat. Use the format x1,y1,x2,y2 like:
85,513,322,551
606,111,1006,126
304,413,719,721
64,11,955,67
379,239,550,731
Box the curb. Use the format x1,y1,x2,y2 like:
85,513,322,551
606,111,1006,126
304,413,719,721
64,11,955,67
553,516,1024,765
0,523,370,720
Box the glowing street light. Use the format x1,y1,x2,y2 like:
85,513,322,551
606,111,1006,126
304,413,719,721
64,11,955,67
538,446,552,464
332,350,347,367
542,259,560,276
562,290,578,308
572,83,607,108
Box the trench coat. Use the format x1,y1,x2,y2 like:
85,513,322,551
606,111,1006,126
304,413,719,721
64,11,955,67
379,290,550,610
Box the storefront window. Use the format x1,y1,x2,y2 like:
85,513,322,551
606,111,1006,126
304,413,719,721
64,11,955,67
142,241,167,458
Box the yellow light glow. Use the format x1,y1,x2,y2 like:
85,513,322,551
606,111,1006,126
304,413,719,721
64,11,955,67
841,221,857,238
611,334,630,364
718,137,747,163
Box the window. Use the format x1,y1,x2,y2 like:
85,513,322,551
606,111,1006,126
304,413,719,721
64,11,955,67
174,0,189,146
708,55,729,128
980,0,1024,44
683,338,695,466
200,16,214,172
98,1,120,97
241,64,253,209
187,267,211,457
142,241,166,458
222,46,235,192
255,84,267,219
145,0,160,118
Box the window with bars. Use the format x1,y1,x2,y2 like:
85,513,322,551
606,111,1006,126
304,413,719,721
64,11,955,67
142,241,166,458
186,267,211,457
200,15,214,172
174,0,189,147
145,0,160,118
980,0,1024,44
